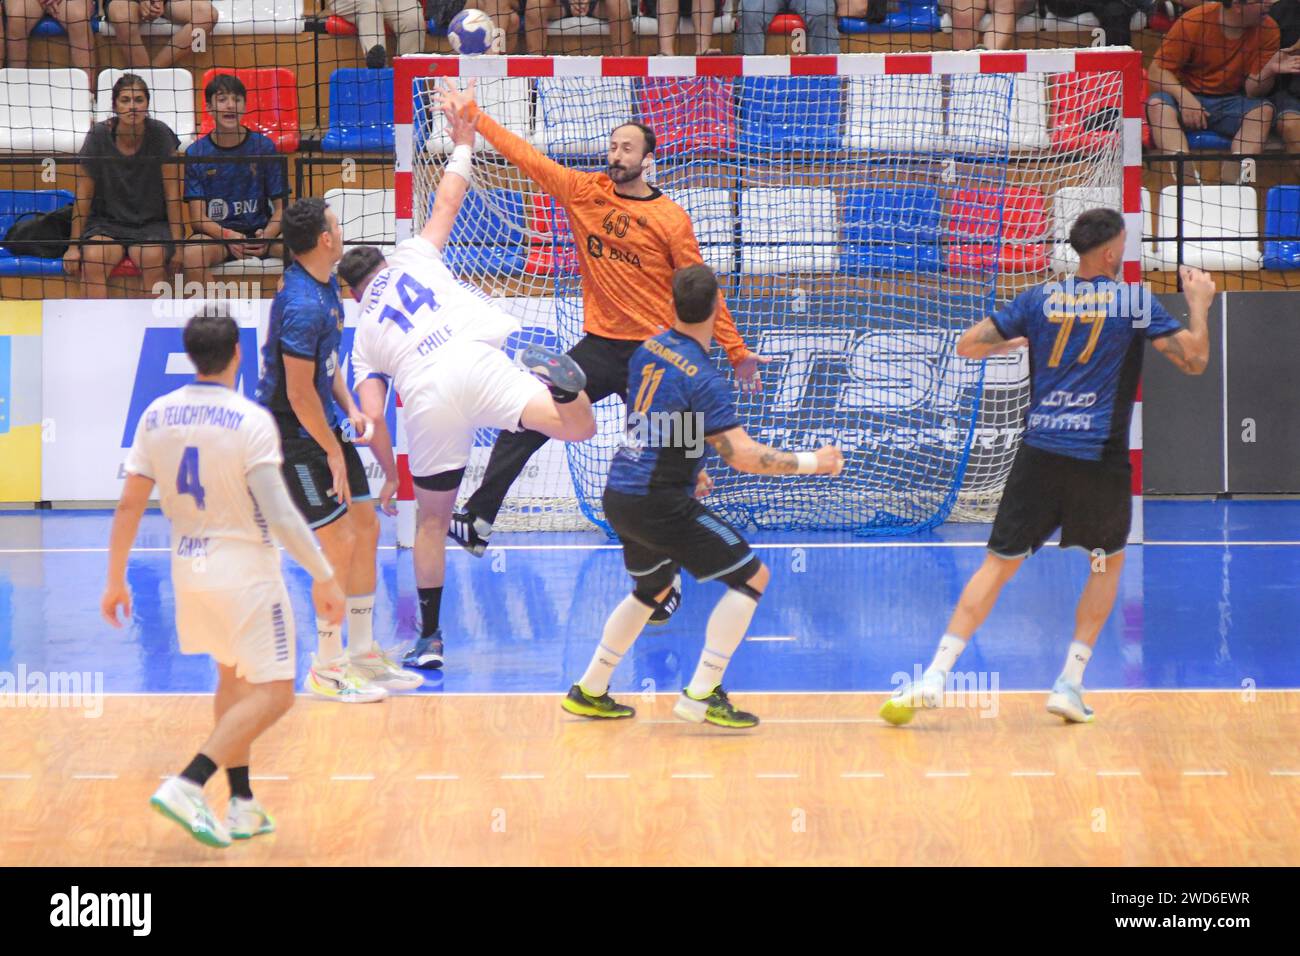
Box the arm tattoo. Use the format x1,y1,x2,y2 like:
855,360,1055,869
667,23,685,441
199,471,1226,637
759,449,799,474
708,432,735,461
974,320,1006,345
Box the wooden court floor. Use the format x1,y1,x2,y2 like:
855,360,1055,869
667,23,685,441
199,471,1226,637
2,691,1297,867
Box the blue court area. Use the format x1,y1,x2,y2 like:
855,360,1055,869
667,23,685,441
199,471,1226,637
2,500,1298,694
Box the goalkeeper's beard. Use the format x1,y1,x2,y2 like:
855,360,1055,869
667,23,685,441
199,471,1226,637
607,163,642,185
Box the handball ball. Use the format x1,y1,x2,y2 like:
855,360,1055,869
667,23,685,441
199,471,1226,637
448,9,496,55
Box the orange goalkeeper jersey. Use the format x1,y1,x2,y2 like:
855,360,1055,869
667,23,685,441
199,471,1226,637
466,105,753,367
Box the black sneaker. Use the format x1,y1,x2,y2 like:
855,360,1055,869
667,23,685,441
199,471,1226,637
365,45,387,69
515,345,586,404
447,511,491,557
673,686,759,729
560,684,635,719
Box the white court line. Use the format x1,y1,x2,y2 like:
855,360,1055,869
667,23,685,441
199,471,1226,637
756,772,799,779
71,773,117,780
415,773,460,781
251,774,289,781
0,773,32,780
1011,771,1056,778
1270,770,1300,777
8,539,1300,556
585,772,631,780
671,772,713,780
841,771,885,779
330,774,375,782
925,771,970,778
1097,770,1142,777
764,717,886,724
500,773,544,780
1183,770,1229,777
746,636,797,642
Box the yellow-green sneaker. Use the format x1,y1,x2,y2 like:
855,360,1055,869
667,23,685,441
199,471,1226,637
673,686,759,729
561,684,635,719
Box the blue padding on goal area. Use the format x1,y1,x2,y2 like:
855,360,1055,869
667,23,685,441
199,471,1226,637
0,189,76,276
1263,186,1300,271
840,187,943,275
321,68,395,153
737,77,843,153
443,189,533,277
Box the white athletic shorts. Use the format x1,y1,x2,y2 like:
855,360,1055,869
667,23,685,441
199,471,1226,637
405,341,548,480
174,579,296,683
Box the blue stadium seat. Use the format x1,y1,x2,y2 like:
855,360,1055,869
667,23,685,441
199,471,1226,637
839,1,940,33
738,77,843,153
321,68,394,152
1263,185,1300,271
0,189,75,277
444,190,532,276
1187,129,1232,150
840,187,942,274
31,5,103,37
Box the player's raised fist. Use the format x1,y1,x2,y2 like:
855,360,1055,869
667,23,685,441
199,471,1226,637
1179,265,1216,310
815,445,845,476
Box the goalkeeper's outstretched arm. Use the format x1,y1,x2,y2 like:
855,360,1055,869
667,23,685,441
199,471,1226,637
423,86,480,251
706,427,844,477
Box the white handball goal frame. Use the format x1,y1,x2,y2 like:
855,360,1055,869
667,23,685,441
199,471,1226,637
389,50,1147,547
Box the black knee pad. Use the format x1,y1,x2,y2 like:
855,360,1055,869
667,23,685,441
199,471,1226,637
718,556,763,601
632,563,680,617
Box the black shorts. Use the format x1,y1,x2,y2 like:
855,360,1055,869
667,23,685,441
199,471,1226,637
281,428,372,529
82,219,176,262
987,443,1132,559
603,488,760,586
567,333,642,404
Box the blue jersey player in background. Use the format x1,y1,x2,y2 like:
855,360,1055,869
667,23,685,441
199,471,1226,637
562,264,844,729
181,74,288,281
256,197,423,704
883,208,1215,727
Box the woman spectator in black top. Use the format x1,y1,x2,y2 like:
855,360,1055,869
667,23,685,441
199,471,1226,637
65,74,184,297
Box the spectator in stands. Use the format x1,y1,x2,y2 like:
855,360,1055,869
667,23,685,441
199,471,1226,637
945,0,991,49
545,0,633,53
986,0,1149,49
106,0,220,69
181,74,288,283
64,74,183,298
646,0,721,55
1147,0,1279,184
1264,1,1300,167
5,0,95,74
737,0,840,54
327,0,426,66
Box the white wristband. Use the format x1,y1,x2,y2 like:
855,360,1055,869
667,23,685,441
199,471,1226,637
795,452,818,475
446,144,473,184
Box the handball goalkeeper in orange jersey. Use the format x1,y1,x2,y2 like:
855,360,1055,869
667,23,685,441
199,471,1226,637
436,81,769,591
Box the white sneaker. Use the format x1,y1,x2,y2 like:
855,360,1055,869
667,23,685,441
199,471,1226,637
305,655,388,703
225,797,276,839
879,669,947,726
348,645,425,691
150,776,231,848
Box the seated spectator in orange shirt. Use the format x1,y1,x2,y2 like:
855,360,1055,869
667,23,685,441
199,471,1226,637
6,0,95,74
65,74,184,298
106,0,219,70
1147,0,1279,183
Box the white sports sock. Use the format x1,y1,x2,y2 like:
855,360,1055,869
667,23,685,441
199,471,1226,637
686,589,758,699
317,619,345,666
1061,641,1093,685
578,595,654,696
346,594,376,655
927,634,967,676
